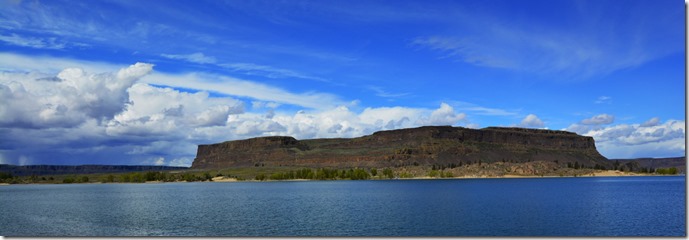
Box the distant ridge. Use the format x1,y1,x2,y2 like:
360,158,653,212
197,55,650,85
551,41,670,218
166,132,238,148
611,157,686,173
0,165,188,176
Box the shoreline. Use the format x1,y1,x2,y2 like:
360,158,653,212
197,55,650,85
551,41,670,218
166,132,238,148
1,171,680,185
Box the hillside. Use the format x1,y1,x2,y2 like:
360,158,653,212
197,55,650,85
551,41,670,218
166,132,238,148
0,165,188,176
610,157,686,173
191,126,611,170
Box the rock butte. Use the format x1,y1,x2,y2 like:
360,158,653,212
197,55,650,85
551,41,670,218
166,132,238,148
191,126,611,170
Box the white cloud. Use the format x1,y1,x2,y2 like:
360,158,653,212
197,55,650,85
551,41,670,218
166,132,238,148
565,113,615,136
220,62,327,82
641,117,660,127
106,83,244,137
581,114,614,125
168,157,193,167
154,157,165,166
193,102,470,142
161,52,216,64
595,96,612,104
367,86,410,98
0,33,67,50
417,103,466,126
565,117,685,159
160,51,327,82
518,114,545,128
412,2,682,79
141,72,344,110
0,62,153,128
586,119,685,158
251,101,281,109
452,101,518,116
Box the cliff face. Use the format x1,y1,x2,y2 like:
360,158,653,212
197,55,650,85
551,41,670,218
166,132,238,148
191,126,609,169
192,136,309,168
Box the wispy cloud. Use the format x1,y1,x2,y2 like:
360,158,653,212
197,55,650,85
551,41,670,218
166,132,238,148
452,101,518,116
219,62,328,82
160,51,329,82
595,96,612,104
367,86,410,98
161,52,217,64
142,72,343,110
0,52,122,73
412,2,683,80
0,33,71,50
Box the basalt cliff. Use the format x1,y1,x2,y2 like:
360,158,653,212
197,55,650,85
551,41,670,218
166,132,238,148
191,126,611,170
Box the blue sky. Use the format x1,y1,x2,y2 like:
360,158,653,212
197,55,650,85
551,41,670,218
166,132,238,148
0,0,685,166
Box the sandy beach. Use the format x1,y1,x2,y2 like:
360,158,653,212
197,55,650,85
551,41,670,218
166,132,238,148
211,177,238,182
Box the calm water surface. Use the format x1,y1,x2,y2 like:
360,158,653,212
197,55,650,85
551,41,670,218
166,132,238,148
0,176,685,236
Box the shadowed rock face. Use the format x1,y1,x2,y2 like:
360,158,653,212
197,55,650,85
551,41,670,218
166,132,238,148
191,126,610,169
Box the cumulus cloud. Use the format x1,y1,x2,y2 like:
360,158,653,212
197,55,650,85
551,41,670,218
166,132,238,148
0,62,153,128
641,117,660,127
228,102,467,140
0,62,246,165
106,83,244,137
565,113,616,134
581,113,614,125
566,117,685,159
518,114,545,128
417,103,466,126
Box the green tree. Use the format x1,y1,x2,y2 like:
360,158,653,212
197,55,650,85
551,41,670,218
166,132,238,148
131,173,144,183
350,168,370,180
0,172,12,181
370,168,377,177
399,172,413,178
103,175,115,183
255,173,267,181
63,177,75,184
120,174,131,182
144,171,157,181
182,173,197,182
383,168,394,179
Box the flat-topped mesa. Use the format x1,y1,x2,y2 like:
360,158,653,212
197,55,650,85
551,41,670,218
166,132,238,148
191,136,309,169
192,126,609,169
367,126,594,150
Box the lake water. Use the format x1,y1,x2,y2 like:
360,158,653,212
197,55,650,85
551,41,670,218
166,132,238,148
0,176,685,237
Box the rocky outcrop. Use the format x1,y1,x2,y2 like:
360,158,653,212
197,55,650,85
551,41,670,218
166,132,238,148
191,126,610,169
192,136,309,168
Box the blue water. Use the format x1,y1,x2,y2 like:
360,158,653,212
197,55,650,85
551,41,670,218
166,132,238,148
0,176,685,236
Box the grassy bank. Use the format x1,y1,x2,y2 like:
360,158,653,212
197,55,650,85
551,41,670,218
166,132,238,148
0,161,680,185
